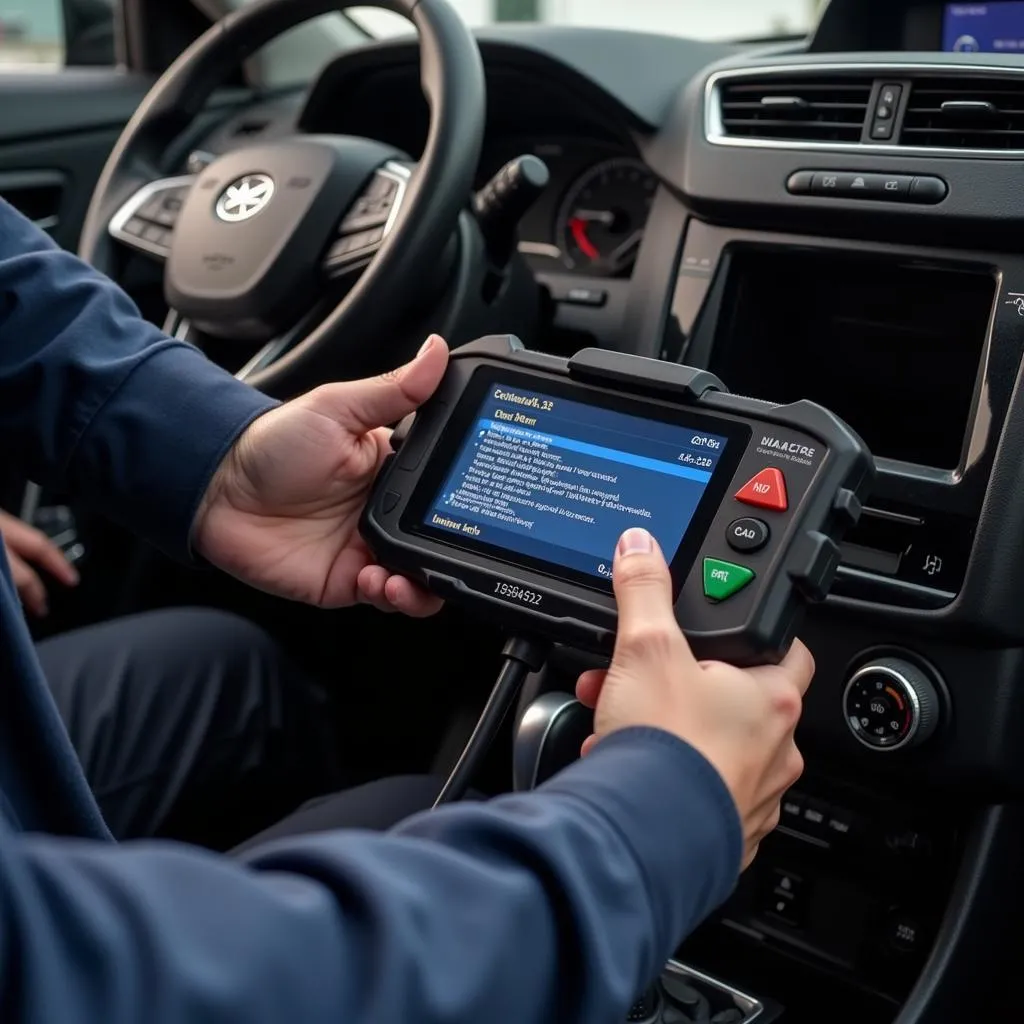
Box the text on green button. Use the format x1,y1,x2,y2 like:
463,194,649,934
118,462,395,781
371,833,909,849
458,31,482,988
703,558,755,602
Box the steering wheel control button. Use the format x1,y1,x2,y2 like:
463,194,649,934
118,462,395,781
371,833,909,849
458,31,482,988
109,178,197,258
703,558,755,603
735,467,788,512
843,657,942,751
726,517,770,553
340,173,401,234
325,166,408,275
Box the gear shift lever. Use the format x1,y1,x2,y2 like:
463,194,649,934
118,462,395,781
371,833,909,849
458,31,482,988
512,693,593,791
512,698,772,1024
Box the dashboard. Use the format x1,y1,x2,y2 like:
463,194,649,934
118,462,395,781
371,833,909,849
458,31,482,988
193,3,1024,1020
297,54,658,282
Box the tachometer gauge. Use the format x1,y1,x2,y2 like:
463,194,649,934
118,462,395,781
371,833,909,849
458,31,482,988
556,157,657,277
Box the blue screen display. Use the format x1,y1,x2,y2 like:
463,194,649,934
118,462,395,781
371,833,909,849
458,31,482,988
424,383,729,582
943,3,1024,52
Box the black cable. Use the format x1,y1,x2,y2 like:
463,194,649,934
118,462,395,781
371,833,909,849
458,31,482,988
433,635,549,808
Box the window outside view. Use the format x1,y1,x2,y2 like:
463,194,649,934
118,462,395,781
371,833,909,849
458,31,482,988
351,0,823,41
0,0,826,67
0,2,63,64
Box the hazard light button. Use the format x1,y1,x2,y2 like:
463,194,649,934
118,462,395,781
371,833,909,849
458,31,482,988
735,468,788,512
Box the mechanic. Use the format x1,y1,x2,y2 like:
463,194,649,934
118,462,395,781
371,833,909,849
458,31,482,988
0,195,812,1023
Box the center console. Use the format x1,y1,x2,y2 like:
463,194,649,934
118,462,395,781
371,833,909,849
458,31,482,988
670,221,1018,611
513,689,965,1023
535,23,1024,1022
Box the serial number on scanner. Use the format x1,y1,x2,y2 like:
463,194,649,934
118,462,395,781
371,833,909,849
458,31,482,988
493,582,544,606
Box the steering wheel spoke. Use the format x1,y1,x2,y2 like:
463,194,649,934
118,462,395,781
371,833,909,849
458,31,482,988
324,161,410,277
109,176,196,261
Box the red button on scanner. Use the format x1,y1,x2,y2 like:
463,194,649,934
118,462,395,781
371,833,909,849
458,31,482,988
735,468,788,512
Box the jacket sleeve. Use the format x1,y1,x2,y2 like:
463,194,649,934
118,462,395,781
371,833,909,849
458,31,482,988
0,198,276,559
0,728,742,1024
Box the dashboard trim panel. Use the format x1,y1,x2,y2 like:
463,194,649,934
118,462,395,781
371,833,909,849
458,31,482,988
704,62,1024,158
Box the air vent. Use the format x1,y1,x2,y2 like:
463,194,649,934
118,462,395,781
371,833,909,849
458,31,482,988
901,75,1024,149
718,75,872,143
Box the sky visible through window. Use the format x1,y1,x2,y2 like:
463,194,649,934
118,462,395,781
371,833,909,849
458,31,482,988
0,0,825,67
351,0,823,41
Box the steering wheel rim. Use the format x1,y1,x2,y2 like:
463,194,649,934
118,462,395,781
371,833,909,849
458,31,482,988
79,0,485,397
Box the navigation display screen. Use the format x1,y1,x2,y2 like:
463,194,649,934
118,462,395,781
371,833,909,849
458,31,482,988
943,3,1024,52
409,372,749,592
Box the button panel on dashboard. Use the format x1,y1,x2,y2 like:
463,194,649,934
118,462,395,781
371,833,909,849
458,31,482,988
787,170,948,204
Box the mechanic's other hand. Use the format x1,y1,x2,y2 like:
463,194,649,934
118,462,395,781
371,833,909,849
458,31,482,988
193,335,449,616
0,509,80,618
575,527,813,869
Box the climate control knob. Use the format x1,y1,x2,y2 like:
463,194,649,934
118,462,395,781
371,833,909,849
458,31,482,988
843,657,941,751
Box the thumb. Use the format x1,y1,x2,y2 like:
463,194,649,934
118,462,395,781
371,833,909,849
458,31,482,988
611,527,695,667
320,335,449,433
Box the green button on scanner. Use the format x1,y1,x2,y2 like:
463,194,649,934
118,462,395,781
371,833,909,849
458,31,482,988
703,558,755,602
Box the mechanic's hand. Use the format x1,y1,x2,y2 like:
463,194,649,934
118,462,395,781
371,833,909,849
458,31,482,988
575,527,813,869
192,335,448,616
0,508,80,618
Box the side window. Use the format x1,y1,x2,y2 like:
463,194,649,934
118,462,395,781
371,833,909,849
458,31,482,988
0,0,115,69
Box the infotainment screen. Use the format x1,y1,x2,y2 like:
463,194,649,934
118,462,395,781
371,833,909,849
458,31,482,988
407,372,748,592
943,2,1024,52
709,250,995,471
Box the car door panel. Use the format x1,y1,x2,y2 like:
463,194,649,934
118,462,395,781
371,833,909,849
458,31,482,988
0,69,152,250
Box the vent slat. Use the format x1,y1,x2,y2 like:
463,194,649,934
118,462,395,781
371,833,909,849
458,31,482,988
722,102,869,111
723,119,867,130
900,75,1024,149
718,75,871,143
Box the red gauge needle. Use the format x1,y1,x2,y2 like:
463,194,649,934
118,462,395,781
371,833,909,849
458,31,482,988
569,217,600,261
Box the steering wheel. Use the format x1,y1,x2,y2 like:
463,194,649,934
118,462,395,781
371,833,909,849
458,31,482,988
79,0,484,397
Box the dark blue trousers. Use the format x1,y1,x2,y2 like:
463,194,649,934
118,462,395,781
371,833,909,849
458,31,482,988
37,609,445,850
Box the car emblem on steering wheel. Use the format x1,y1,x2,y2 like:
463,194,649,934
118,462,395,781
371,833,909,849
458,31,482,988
215,174,275,223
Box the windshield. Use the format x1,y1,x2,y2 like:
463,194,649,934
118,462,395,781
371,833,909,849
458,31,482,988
349,1,822,41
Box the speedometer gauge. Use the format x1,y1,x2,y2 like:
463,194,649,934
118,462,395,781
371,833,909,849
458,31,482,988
556,158,657,277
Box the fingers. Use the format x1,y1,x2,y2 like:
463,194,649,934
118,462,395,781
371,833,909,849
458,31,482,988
580,734,599,757
355,564,443,618
741,801,784,871
356,564,398,614
1,515,79,588
741,840,761,872
319,335,450,434
611,528,695,668
383,576,444,618
8,551,49,618
779,638,816,696
746,638,815,694
21,531,79,587
575,668,606,708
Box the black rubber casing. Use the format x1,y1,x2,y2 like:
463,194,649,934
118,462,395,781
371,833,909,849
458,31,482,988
361,336,875,665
